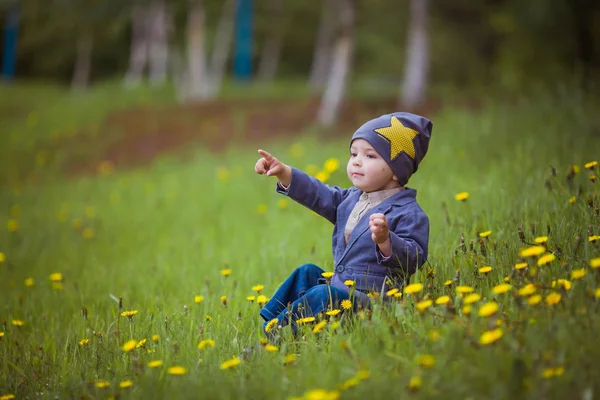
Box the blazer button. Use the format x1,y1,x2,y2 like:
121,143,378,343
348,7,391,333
335,265,345,273
346,267,354,275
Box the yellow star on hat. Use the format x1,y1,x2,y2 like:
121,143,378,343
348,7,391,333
374,116,419,160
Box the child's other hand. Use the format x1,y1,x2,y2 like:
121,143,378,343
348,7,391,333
255,149,285,177
369,213,390,244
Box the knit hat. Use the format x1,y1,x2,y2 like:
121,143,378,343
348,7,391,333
350,112,433,186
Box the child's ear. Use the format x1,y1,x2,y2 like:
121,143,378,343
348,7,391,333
392,175,398,181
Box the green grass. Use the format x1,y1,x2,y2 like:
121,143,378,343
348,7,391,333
0,83,599,399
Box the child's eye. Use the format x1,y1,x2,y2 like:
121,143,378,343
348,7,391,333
367,154,377,159
350,152,357,157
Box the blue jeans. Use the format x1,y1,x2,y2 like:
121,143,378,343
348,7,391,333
259,264,350,334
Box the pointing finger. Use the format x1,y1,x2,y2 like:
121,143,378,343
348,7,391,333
258,149,274,162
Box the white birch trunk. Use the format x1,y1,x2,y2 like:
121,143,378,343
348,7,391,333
148,0,169,85
124,3,149,86
309,0,335,93
317,0,354,127
207,0,238,97
187,0,211,100
257,0,284,83
400,0,429,109
71,29,93,91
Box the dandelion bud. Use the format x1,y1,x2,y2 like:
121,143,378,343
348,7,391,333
479,240,487,257
81,307,88,320
517,226,525,242
460,234,466,253
469,240,475,254
118,296,123,310
551,166,557,176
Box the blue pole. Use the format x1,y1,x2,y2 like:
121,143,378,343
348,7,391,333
2,6,19,83
233,0,252,80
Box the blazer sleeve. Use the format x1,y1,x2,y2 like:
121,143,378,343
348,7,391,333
276,167,352,224
374,210,429,276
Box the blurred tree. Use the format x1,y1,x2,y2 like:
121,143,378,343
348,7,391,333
318,0,354,127
256,0,284,83
309,0,335,93
400,0,429,109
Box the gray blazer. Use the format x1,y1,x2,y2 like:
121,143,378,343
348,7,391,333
277,168,429,295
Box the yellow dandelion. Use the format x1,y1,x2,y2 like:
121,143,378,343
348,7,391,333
79,339,89,346
24,278,35,287
443,280,453,286
312,320,328,333
408,375,422,390
416,299,433,313
479,328,503,345
283,354,297,365
220,295,227,305
462,305,472,315
588,235,600,242
552,279,572,291
0,332,4,339
403,283,423,294
435,295,450,305
167,366,187,375
252,284,264,293
82,227,94,239
247,295,256,302
518,284,536,296
537,253,556,266
341,299,353,310
0,252,5,263
256,204,268,214
0,394,15,400
527,294,542,305
519,246,546,257
119,380,133,388
216,167,230,182
136,339,147,348
121,340,137,352
324,158,340,173
296,316,316,325
257,295,268,305
514,262,528,270
205,315,212,321
7,219,18,232
304,389,339,400
386,288,399,296
152,334,159,343
584,161,598,169
198,339,215,350
344,280,355,287
428,329,440,342
478,266,492,274
330,321,341,330
49,272,63,282
148,360,163,368
568,196,577,204
264,344,278,352
534,236,548,244
492,283,512,294
463,293,481,304
315,171,330,183
95,380,110,388
321,271,334,279
416,354,436,368
120,310,138,320
545,292,562,305
52,282,63,290
479,231,492,238
594,288,600,298
455,192,469,201
478,302,498,317
393,292,403,299
194,295,204,303
326,309,341,317
456,285,474,294
590,258,600,269
220,268,232,277
219,356,241,370
504,276,511,282
11,320,23,327
571,269,586,280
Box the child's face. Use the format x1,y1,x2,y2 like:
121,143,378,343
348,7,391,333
347,139,399,192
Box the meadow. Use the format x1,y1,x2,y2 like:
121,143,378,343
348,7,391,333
0,83,599,400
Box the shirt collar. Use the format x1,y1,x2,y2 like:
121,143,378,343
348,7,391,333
359,187,404,203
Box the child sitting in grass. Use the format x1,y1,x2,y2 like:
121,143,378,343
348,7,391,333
254,112,432,337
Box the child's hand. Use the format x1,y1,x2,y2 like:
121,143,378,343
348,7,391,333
369,213,390,244
255,149,292,186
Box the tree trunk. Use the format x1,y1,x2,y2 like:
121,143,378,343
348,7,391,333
71,29,93,91
257,0,284,83
124,3,149,86
400,0,429,110
148,0,169,86
317,0,354,127
186,0,210,100
207,0,238,97
309,0,335,93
